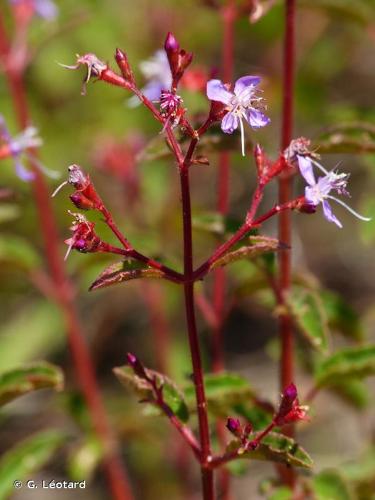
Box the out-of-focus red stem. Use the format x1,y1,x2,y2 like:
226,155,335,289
141,283,170,374
0,15,133,500
214,3,237,497
279,0,296,391
278,0,296,488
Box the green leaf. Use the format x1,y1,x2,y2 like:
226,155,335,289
341,448,375,483
314,122,375,154
0,301,65,372
320,290,363,341
360,196,375,245
67,436,103,481
312,469,353,500
0,362,64,407
89,260,165,291
286,286,329,352
210,236,281,272
113,366,189,423
192,212,243,237
268,486,293,500
0,430,67,499
328,378,371,409
228,432,313,469
300,0,375,26
184,372,255,418
315,345,375,387
0,204,20,224
0,235,41,270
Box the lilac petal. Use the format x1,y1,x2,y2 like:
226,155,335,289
234,76,261,96
14,159,35,182
221,112,238,134
206,79,233,105
34,0,58,19
245,109,270,129
298,156,315,187
142,81,164,102
322,200,342,228
316,174,334,196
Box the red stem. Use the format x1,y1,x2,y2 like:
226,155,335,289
278,0,296,488
214,4,236,496
0,16,133,500
180,166,214,499
279,0,296,391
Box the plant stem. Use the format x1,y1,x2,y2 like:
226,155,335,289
214,3,236,496
0,16,133,500
180,166,214,499
279,0,296,394
278,0,296,488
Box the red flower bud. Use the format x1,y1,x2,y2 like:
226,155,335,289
226,417,241,436
115,48,135,85
274,383,309,426
164,32,193,89
69,192,95,210
126,352,148,379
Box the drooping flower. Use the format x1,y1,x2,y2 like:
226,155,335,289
0,114,58,181
64,212,101,260
59,54,107,96
206,76,270,156
297,154,371,228
9,0,58,20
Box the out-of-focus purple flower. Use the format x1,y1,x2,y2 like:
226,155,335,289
9,0,58,20
128,50,172,107
298,155,370,228
206,76,270,156
0,114,58,181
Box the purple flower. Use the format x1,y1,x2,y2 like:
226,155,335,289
128,50,172,107
9,0,58,20
298,155,371,228
206,76,270,156
0,114,58,181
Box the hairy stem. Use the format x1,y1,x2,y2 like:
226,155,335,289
0,15,133,500
180,166,214,499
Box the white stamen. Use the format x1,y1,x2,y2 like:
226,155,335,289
327,195,372,222
52,180,68,197
64,242,73,261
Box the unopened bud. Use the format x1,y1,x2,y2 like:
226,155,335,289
126,352,148,379
226,417,241,436
115,48,135,84
164,32,180,53
70,191,95,210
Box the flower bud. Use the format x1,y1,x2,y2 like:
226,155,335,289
226,417,242,437
69,192,95,210
164,32,193,89
164,32,180,53
126,352,148,379
115,48,135,84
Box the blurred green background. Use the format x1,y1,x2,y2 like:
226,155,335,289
0,0,374,499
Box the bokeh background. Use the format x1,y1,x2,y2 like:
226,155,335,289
0,0,374,498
